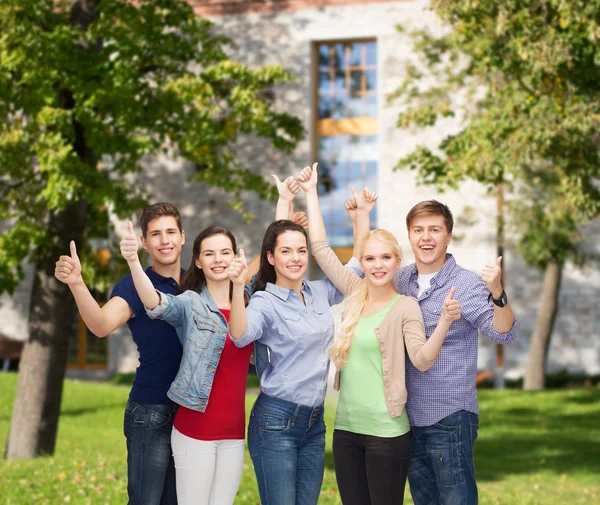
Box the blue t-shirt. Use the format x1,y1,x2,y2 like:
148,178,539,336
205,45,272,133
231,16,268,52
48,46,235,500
110,267,184,405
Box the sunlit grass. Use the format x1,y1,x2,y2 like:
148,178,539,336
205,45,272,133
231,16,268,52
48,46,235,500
1,373,599,504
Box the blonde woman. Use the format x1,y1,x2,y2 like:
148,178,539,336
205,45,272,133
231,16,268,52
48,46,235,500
297,164,462,505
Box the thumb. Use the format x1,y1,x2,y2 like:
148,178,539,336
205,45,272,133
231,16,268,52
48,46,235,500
238,248,246,265
446,286,457,300
496,256,503,268
271,173,281,185
127,220,135,236
70,240,78,259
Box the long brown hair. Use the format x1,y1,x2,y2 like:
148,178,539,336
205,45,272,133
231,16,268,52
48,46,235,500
254,220,308,293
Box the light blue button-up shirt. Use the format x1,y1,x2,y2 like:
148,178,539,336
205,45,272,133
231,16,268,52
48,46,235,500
232,280,344,407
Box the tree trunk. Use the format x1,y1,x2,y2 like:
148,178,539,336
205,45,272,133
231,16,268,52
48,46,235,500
523,261,563,391
6,203,87,459
5,0,99,460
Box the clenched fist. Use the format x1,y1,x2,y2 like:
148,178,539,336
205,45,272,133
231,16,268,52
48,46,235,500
482,256,503,299
55,241,82,286
442,286,461,322
120,221,140,263
228,249,248,286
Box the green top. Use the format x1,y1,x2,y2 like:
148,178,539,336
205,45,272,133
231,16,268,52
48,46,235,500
334,295,410,437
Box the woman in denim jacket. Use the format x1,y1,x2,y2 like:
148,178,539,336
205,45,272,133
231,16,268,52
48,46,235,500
119,177,305,505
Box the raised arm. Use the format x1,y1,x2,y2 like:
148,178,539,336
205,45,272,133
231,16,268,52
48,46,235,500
482,256,516,334
241,175,303,285
228,249,249,340
404,287,462,371
272,174,300,221
297,163,362,296
55,241,132,337
120,221,160,310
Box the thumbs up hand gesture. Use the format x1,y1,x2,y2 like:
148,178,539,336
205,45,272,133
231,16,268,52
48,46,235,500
120,221,140,264
55,241,83,286
442,286,461,322
482,256,503,299
272,174,300,202
228,249,248,286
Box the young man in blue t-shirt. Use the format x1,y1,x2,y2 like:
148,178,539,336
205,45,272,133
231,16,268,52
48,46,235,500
55,202,186,505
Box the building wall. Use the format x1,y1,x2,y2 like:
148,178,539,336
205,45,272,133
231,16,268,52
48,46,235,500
4,0,599,378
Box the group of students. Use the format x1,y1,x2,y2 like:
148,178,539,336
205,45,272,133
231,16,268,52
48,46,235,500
55,163,517,505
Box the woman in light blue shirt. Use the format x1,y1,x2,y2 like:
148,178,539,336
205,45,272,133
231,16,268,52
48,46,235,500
230,216,343,505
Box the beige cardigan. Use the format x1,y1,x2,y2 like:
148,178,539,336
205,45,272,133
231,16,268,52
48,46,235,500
311,240,436,419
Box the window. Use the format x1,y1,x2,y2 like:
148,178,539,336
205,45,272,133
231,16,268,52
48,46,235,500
314,40,378,250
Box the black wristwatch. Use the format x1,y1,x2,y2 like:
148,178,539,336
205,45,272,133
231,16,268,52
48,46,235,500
488,289,508,308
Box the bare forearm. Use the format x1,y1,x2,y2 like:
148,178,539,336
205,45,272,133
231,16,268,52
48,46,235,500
69,280,110,337
129,261,160,309
355,209,370,254
275,198,291,221
229,284,248,340
305,188,327,242
421,318,451,362
493,304,515,333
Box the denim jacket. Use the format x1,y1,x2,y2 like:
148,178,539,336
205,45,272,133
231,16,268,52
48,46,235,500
146,285,253,412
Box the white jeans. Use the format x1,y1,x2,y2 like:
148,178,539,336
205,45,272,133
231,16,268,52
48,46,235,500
171,427,245,505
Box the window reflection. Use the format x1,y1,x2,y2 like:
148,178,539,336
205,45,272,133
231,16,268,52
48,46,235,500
316,40,378,248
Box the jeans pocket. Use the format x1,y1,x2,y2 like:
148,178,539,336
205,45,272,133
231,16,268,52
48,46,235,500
149,409,171,429
260,412,292,435
426,426,461,486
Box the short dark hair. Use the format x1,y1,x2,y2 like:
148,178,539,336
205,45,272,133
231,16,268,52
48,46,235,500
406,200,454,233
255,220,308,293
140,203,182,238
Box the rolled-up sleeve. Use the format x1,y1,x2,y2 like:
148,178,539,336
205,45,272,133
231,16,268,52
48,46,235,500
145,291,190,328
231,293,272,348
461,278,518,344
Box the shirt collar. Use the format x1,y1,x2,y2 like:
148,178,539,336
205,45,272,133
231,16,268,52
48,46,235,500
145,266,184,287
265,281,311,301
409,253,456,287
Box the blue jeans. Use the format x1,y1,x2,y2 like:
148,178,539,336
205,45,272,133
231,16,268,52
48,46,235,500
408,410,479,505
248,393,326,505
123,399,178,505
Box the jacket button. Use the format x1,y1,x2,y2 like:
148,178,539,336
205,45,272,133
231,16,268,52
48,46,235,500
391,411,396,416
385,382,390,387
382,352,387,358
383,368,389,374
387,397,392,402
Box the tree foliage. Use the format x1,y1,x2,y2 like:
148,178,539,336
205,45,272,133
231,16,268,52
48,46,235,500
0,0,304,294
390,0,600,268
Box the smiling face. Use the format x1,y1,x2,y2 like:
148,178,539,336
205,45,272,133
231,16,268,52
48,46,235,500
267,230,308,289
195,234,235,283
360,238,401,288
141,216,185,267
408,214,452,274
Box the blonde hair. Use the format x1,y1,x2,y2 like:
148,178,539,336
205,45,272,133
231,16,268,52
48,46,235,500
329,229,402,369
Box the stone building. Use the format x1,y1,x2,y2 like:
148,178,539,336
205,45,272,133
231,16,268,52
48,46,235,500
1,0,598,380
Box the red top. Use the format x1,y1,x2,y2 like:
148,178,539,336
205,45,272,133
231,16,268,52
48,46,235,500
173,309,252,440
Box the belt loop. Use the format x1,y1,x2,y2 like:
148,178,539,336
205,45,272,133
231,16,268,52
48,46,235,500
293,404,301,426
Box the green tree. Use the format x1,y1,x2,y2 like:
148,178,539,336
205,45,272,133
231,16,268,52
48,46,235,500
0,0,303,459
390,0,600,389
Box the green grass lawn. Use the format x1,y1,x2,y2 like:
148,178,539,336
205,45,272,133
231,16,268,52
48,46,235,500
0,372,599,505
